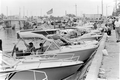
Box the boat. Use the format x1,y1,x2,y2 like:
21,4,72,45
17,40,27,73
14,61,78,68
60,27,103,41
18,28,59,37
15,32,98,61
0,54,83,80
59,27,91,38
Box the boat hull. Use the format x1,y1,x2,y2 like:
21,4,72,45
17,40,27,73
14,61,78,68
36,63,81,80
46,46,98,61
9,63,82,80
61,47,97,61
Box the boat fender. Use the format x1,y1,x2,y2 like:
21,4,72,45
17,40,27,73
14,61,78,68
98,68,106,79
102,49,108,56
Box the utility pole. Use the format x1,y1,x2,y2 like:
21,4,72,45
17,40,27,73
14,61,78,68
6,6,8,17
75,4,77,16
106,5,107,17
23,6,25,18
65,10,67,16
41,9,42,16
19,7,21,18
97,5,99,14
115,0,117,16
27,10,28,17
101,0,103,16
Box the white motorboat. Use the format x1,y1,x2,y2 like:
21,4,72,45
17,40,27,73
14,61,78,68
18,28,59,37
59,27,103,41
0,54,83,80
15,32,98,61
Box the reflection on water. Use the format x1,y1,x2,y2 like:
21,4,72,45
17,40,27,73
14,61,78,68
0,28,18,51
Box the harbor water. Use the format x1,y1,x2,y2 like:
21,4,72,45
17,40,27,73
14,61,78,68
0,27,18,52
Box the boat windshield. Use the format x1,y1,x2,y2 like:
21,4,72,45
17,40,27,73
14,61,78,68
12,38,46,56
8,70,47,80
45,41,59,51
12,38,60,57
47,34,71,46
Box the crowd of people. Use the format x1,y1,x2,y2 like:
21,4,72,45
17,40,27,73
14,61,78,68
101,16,120,42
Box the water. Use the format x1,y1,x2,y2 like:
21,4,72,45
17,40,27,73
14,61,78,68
0,26,18,79
0,28,18,52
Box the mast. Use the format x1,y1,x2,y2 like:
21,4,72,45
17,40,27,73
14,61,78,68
6,6,8,17
19,7,21,18
97,5,99,14
75,4,77,16
101,0,103,16
65,10,67,16
115,0,117,16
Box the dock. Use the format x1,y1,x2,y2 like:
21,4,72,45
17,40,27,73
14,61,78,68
64,30,119,80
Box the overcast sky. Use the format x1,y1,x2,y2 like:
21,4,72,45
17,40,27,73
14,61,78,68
0,0,116,16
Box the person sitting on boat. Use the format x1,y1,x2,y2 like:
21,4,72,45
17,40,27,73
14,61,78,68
35,43,44,54
23,41,35,54
93,21,97,29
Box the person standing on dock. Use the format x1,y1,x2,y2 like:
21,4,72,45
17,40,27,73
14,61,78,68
114,18,120,42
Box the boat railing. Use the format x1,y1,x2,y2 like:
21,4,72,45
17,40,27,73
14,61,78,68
36,55,81,68
0,55,81,76
19,54,80,68
43,56,81,67
37,55,80,64
20,54,75,62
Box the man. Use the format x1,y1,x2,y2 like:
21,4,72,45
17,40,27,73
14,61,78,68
114,18,120,42
93,21,97,29
35,43,44,54
23,40,35,53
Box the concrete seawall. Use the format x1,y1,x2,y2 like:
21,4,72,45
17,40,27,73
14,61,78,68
85,33,107,80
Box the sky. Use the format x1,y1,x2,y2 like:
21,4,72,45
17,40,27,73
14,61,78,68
0,0,117,17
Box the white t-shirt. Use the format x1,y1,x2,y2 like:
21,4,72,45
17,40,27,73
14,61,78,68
115,20,120,28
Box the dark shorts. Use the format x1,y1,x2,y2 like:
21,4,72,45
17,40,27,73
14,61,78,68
115,27,120,34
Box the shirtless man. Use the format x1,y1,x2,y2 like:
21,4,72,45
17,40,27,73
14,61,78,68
35,43,44,54
22,40,35,53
